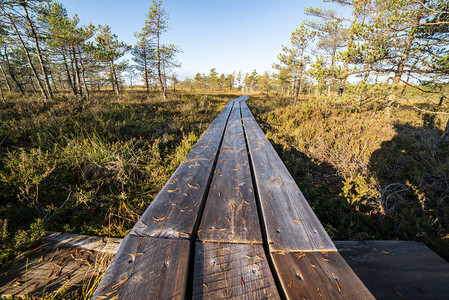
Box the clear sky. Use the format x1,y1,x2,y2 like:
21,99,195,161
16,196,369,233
61,0,335,79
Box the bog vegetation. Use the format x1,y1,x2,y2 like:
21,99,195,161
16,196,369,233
0,0,449,297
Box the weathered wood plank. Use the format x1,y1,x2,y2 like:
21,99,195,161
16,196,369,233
335,240,449,300
131,98,241,239
193,242,280,299
198,104,262,244
271,251,374,300
92,236,190,300
0,235,116,298
240,101,335,252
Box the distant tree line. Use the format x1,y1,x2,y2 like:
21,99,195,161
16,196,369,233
0,0,179,101
177,68,273,95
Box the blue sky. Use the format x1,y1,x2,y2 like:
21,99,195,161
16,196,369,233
61,0,337,79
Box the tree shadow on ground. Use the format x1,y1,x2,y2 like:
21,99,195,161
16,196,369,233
368,118,449,260
268,138,382,241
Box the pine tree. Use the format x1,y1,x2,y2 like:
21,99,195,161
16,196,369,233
274,23,316,102
88,25,129,95
139,0,180,99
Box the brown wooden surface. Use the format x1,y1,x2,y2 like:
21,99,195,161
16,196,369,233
198,103,262,244
271,251,374,300
335,240,449,300
131,98,240,239
92,235,190,300
193,242,280,299
240,101,336,252
0,235,116,298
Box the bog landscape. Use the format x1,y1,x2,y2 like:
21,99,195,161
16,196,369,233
0,0,448,299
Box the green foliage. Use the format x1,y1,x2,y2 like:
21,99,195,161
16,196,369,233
40,1,95,50
0,148,55,208
0,218,44,267
88,25,129,63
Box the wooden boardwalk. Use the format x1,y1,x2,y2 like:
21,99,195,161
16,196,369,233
92,96,374,299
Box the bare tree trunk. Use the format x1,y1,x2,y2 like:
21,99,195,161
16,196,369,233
4,9,47,99
71,47,83,98
69,50,78,96
109,61,120,95
3,47,24,95
143,49,150,94
23,6,53,99
294,68,303,105
156,21,167,99
145,71,150,93
77,47,90,100
392,5,423,85
0,64,12,94
62,50,76,96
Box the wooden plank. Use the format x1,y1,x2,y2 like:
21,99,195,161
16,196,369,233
198,104,262,244
131,97,240,239
193,242,280,299
335,240,449,300
271,251,374,300
92,235,190,300
0,237,115,298
240,101,336,252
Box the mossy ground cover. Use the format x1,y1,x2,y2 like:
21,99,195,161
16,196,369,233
0,90,239,268
247,90,449,261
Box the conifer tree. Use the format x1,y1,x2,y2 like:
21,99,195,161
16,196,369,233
137,0,180,99
88,25,129,95
274,23,316,102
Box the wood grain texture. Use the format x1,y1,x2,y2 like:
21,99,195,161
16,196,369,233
240,101,335,252
198,104,262,244
193,242,280,299
131,98,241,239
92,235,190,300
271,251,374,300
0,237,115,298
